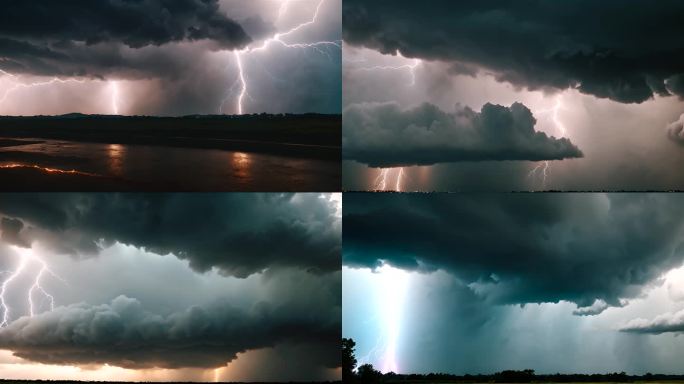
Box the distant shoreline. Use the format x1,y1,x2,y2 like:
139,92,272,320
0,114,341,161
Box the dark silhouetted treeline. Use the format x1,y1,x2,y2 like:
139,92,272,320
0,113,341,160
342,338,684,383
0,381,341,384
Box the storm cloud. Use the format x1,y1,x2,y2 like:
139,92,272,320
343,0,684,103
0,0,341,116
0,295,339,369
343,101,582,167
343,193,684,310
0,193,340,277
0,0,254,79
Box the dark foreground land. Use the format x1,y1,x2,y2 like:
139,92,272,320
0,114,341,159
352,370,684,384
0,114,340,191
0,382,341,384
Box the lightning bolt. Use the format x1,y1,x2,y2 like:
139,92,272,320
0,71,86,105
221,0,341,115
349,55,421,191
110,81,120,115
0,246,62,328
373,168,406,192
0,70,122,115
527,95,568,190
353,58,421,86
377,264,410,373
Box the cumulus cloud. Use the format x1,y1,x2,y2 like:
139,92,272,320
343,193,684,311
343,101,582,167
0,193,341,277
0,295,340,369
620,308,684,334
667,114,684,145
343,0,684,103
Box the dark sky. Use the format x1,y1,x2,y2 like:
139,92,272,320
342,0,684,191
0,0,341,116
343,193,684,374
0,193,341,382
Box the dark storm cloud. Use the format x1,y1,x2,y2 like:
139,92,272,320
343,194,684,310
0,0,250,49
343,101,582,167
0,295,340,369
0,217,28,248
0,0,253,80
343,0,684,103
0,193,340,277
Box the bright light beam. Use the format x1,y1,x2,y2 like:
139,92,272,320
110,81,120,115
376,264,410,373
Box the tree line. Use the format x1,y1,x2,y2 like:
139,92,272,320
342,338,684,383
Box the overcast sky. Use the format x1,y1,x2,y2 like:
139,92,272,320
342,0,684,191
343,193,684,375
0,193,341,382
0,0,341,116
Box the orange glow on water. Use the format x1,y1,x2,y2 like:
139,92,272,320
231,152,252,181
0,163,100,177
107,144,126,177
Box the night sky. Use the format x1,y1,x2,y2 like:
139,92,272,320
343,193,684,375
342,0,684,191
0,193,341,382
0,0,341,116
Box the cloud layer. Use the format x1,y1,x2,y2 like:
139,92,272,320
0,295,339,369
343,193,684,310
0,0,250,77
343,101,582,167
343,0,684,103
0,193,340,277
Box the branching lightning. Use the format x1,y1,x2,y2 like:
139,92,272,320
220,0,342,115
354,58,421,86
527,95,569,190
0,71,86,105
350,55,421,191
373,168,407,192
0,70,122,115
0,247,62,328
